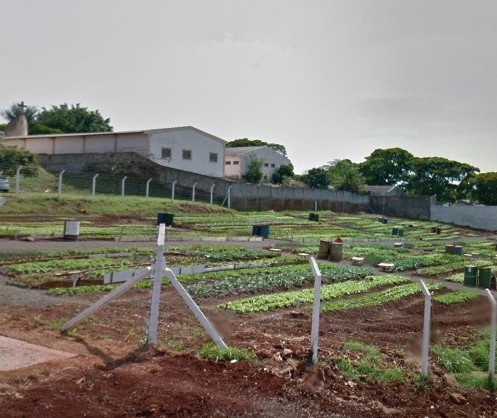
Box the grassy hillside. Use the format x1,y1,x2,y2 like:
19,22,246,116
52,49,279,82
0,194,232,218
17,167,80,194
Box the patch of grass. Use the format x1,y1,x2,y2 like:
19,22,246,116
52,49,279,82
455,373,495,391
165,340,186,352
432,346,475,374
343,340,381,359
337,340,404,384
433,329,497,390
199,343,256,361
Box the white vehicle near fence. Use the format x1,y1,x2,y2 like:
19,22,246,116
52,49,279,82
0,176,10,192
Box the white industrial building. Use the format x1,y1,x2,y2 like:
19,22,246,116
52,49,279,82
225,146,291,180
1,126,226,178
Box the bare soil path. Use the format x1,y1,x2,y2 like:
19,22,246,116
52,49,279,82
0,274,88,307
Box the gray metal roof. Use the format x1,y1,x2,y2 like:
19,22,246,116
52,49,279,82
225,146,268,156
1,126,226,143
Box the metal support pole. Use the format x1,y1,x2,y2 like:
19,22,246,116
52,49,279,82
192,182,197,202
91,174,99,199
165,268,227,349
60,267,151,332
419,279,432,379
58,170,65,198
227,185,233,209
485,289,496,386
314,201,317,211
121,176,127,200
145,178,152,199
172,180,177,201
210,184,215,205
310,257,322,364
15,166,22,196
147,223,166,346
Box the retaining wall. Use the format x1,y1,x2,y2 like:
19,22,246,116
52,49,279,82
431,205,497,231
36,152,370,212
370,195,434,220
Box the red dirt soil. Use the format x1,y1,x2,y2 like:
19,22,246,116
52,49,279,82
0,287,496,417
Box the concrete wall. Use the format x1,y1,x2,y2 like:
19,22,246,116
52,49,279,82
37,152,370,212
370,195,435,220
229,183,369,211
2,133,149,155
431,205,497,231
149,128,225,178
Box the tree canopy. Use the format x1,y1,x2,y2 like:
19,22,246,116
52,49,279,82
359,148,414,185
227,138,287,156
462,172,497,205
301,167,330,189
0,145,38,176
326,159,365,193
36,104,113,134
1,102,113,135
272,163,294,184
405,157,478,203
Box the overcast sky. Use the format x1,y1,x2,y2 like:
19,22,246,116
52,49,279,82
1,0,496,173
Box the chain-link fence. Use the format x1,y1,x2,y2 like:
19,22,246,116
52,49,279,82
0,163,229,207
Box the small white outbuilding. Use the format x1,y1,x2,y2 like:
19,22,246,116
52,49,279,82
224,146,291,180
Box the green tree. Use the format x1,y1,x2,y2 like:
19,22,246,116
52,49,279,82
227,138,287,156
301,167,330,189
36,103,113,133
463,172,497,205
405,157,478,203
359,148,414,185
243,155,263,183
272,163,294,184
0,145,38,176
327,159,365,193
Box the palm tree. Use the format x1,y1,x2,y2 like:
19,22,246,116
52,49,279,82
1,102,38,126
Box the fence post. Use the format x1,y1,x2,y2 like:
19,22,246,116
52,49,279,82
15,165,23,196
227,185,233,209
145,178,152,199
192,182,197,203
91,173,99,199
210,184,215,205
418,279,432,380
58,170,65,198
121,176,127,200
171,180,177,201
309,257,322,364
485,289,496,387
147,223,166,346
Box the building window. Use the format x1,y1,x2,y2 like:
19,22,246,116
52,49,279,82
233,161,239,165
161,147,172,159
209,152,218,163
225,161,232,165
271,164,275,168
264,163,269,167
182,149,192,160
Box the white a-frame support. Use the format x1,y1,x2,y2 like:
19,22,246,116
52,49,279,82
61,223,227,349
